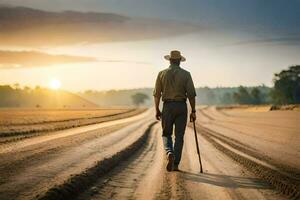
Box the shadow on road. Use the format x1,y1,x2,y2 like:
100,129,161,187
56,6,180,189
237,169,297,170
181,171,271,189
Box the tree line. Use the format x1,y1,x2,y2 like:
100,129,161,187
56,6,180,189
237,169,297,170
0,84,96,108
195,65,299,105
130,65,298,106
196,85,272,105
96,65,299,106
0,65,299,107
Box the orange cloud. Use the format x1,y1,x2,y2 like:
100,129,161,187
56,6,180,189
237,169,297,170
0,50,97,69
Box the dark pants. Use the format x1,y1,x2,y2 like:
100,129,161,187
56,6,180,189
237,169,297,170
161,101,187,165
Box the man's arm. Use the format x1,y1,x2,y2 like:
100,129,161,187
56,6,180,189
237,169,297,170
154,96,161,120
186,72,197,122
189,97,196,112
188,97,196,122
153,72,162,120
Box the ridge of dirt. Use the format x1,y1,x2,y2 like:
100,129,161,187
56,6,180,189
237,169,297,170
199,125,300,178
36,121,157,200
155,171,191,200
0,122,131,184
196,124,300,199
0,109,152,155
0,111,155,200
0,108,145,139
75,124,163,200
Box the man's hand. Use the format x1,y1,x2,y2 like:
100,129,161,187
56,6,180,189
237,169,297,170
156,109,162,120
190,112,196,122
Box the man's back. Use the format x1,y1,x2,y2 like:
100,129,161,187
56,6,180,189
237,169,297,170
153,64,196,102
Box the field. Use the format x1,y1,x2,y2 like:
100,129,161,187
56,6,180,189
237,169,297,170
0,108,145,142
0,106,299,200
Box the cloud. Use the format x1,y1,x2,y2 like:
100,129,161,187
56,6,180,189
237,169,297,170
1,0,299,35
0,50,154,69
0,50,97,69
0,6,201,47
95,59,152,66
222,37,300,47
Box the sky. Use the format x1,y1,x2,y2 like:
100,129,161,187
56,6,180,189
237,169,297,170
0,0,299,91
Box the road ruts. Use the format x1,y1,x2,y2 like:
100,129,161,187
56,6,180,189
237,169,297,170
0,110,154,200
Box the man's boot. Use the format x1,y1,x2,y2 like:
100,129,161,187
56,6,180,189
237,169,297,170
166,152,174,171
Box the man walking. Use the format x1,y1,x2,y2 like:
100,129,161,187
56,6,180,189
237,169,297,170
153,50,197,171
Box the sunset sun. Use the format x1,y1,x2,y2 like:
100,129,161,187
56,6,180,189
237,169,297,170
49,79,61,90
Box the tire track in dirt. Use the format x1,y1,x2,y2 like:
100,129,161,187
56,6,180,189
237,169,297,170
2,109,137,126
75,123,191,200
73,123,191,200
75,124,162,200
199,125,300,178
201,107,297,130
0,109,152,154
195,124,300,199
155,168,191,200
180,126,286,200
197,107,300,179
0,111,155,200
0,109,145,139
37,122,158,200
0,122,131,184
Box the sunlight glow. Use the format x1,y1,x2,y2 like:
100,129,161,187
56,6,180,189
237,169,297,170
49,79,61,90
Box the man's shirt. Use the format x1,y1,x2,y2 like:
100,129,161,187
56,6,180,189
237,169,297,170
153,64,196,101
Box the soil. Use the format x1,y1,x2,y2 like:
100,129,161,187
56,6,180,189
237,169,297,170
0,107,297,200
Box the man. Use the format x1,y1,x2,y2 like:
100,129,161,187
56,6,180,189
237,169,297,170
153,50,197,172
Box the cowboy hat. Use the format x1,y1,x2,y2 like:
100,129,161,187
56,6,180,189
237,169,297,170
164,50,186,62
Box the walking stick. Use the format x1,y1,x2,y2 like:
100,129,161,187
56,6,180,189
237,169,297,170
192,120,203,173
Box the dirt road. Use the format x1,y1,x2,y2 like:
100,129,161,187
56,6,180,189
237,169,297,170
73,123,286,200
0,107,298,200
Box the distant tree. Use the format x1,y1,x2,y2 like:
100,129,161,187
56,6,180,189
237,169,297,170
207,89,216,104
24,86,31,93
271,65,300,104
251,88,262,105
131,93,149,106
14,83,20,90
35,85,41,90
220,92,233,105
84,90,94,95
200,87,216,105
233,86,252,104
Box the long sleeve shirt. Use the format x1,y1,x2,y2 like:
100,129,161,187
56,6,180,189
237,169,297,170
153,64,196,101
